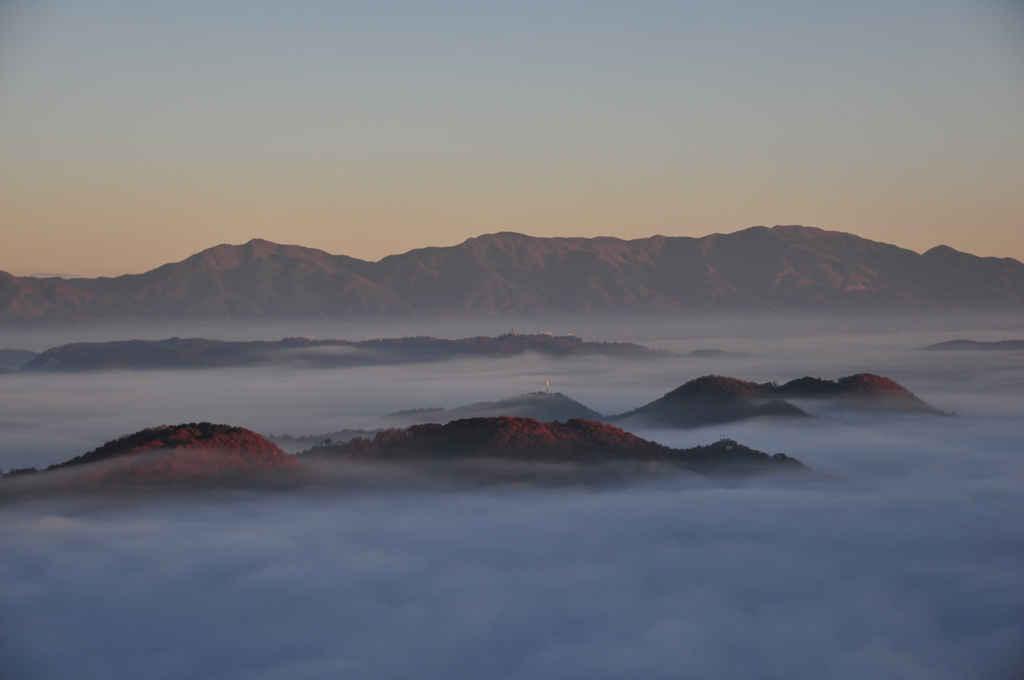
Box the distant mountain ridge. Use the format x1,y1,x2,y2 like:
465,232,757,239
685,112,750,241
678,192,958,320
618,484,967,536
3,225,1023,323
919,339,1024,351
16,334,660,372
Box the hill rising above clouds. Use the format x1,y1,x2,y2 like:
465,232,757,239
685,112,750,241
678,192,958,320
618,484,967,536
615,373,946,428
34,423,305,489
1,419,805,494
3,226,1023,323
300,417,805,472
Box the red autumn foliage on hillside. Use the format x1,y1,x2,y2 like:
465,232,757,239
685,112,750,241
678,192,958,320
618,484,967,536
835,373,911,395
311,417,671,462
46,422,304,487
665,375,769,399
302,416,803,470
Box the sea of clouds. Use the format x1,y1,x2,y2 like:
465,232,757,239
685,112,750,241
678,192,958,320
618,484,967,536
1,316,1022,679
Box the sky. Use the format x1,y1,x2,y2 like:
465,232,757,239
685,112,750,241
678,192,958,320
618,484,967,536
1,0,1022,278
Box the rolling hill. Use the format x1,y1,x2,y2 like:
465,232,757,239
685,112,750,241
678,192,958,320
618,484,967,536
39,422,305,488
616,373,947,427
299,417,805,472
1,419,805,493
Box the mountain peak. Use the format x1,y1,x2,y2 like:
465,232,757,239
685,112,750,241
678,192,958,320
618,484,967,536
769,224,825,236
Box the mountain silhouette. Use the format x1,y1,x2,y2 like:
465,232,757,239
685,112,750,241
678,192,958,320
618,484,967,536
3,226,1022,323
615,376,811,428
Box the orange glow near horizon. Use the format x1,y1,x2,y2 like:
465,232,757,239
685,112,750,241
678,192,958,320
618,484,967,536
1,1,1022,277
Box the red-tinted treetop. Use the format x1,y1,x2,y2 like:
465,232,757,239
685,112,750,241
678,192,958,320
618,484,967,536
48,422,288,470
304,417,670,463
301,416,804,470
665,375,770,400
43,422,303,487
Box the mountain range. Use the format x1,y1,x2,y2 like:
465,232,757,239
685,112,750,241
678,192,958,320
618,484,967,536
3,225,1023,323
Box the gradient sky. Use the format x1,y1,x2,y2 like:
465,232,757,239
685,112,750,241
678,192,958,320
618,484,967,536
1,0,1022,277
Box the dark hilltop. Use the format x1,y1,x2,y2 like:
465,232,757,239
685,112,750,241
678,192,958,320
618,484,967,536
615,373,947,428
614,376,810,428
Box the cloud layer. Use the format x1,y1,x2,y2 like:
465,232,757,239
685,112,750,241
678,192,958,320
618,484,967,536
1,318,1022,679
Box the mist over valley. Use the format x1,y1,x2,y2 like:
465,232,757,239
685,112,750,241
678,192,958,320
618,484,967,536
2,315,1022,678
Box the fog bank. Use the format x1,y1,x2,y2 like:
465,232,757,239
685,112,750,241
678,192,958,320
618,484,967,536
2,318,1022,679
2,460,1022,680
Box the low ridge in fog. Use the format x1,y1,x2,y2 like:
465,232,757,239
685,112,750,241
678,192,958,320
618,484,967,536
16,334,662,372
920,339,1024,351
